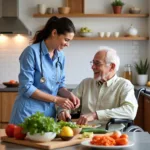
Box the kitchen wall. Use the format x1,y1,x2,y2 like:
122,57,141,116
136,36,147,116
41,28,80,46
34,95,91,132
148,1,150,76
0,0,149,84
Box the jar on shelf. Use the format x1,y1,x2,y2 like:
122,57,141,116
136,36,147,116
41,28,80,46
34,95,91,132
123,64,132,82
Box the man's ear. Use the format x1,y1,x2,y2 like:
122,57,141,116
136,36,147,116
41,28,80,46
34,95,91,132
110,63,116,71
51,29,57,37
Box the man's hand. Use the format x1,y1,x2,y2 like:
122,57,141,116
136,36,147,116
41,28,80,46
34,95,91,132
76,112,98,125
58,111,71,121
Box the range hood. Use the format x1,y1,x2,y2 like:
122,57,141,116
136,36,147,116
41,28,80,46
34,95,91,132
0,0,31,34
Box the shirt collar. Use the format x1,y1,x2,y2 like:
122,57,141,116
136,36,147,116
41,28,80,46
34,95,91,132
96,75,117,87
106,75,117,87
41,40,49,55
41,40,61,58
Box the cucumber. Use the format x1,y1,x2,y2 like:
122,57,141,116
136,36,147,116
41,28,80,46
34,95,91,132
81,128,108,134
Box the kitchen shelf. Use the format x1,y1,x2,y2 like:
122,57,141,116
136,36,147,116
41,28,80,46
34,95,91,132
33,13,149,18
73,36,149,41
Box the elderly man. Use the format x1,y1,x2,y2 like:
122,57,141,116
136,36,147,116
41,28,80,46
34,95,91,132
58,47,138,130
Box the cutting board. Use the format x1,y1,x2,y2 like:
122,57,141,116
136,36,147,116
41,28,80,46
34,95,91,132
1,132,113,150
1,135,87,150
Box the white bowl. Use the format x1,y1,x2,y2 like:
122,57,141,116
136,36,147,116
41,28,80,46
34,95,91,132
79,32,93,37
72,128,82,135
26,132,56,142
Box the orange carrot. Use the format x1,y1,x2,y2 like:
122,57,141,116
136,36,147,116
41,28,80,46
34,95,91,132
110,132,121,139
91,136,116,146
115,138,128,145
90,133,129,146
120,134,128,139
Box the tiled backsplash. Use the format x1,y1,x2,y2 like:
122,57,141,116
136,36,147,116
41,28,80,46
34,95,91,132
0,35,148,84
0,35,30,83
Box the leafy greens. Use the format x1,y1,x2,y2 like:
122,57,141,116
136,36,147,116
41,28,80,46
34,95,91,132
20,112,60,135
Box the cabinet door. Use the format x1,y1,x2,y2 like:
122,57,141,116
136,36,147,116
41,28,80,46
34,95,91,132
1,92,18,122
144,95,150,133
0,123,8,129
134,94,144,128
0,128,6,138
0,93,1,122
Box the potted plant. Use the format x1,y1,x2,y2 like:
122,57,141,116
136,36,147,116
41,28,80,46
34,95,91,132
135,59,149,86
111,0,125,14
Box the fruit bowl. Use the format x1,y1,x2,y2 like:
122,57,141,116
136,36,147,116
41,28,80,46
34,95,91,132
72,127,82,135
26,132,56,142
60,135,74,141
79,32,93,37
58,7,70,14
3,82,19,87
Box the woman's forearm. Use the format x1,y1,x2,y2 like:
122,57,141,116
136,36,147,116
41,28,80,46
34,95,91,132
31,89,57,103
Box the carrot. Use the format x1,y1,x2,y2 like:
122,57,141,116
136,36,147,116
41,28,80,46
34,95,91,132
115,138,128,145
90,133,129,146
110,132,121,139
90,136,116,146
120,134,128,139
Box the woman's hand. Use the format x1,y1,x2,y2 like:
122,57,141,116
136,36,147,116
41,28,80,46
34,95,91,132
55,97,75,109
69,92,80,109
58,88,80,109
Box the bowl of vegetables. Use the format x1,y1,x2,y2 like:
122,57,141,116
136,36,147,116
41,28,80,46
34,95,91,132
20,112,60,142
57,120,82,135
26,132,56,142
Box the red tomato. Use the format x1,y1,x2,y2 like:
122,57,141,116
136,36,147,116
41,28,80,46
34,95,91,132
9,80,16,84
5,124,17,137
14,126,26,140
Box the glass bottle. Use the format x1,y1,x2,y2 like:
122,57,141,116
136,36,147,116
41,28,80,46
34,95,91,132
123,64,132,82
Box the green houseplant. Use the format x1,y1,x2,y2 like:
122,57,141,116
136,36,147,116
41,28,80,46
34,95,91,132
135,59,149,85
111,0,125,14
135,59,149,74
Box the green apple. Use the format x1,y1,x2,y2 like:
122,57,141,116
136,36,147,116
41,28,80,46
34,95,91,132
80,27,92,33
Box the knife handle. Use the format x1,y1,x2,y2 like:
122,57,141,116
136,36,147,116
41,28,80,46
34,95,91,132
66,118,72,122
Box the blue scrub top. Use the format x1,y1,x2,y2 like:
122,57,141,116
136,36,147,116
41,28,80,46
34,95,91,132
10,40,66,125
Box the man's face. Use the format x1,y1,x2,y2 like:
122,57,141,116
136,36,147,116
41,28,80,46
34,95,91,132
91,51,111,82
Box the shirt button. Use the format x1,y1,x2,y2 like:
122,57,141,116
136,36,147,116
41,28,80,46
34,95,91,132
52,86,53,89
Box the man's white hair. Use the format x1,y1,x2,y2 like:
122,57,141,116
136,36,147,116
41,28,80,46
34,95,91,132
98,46,120,71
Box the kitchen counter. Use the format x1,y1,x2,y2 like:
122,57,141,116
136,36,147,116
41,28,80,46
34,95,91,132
0,132,150,150
134,85,150,93
1,83,150,101
1,84,150,92
0,84,18,92
0,84,77,92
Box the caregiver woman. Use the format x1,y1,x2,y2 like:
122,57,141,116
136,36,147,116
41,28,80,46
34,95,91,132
10,16,80,124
